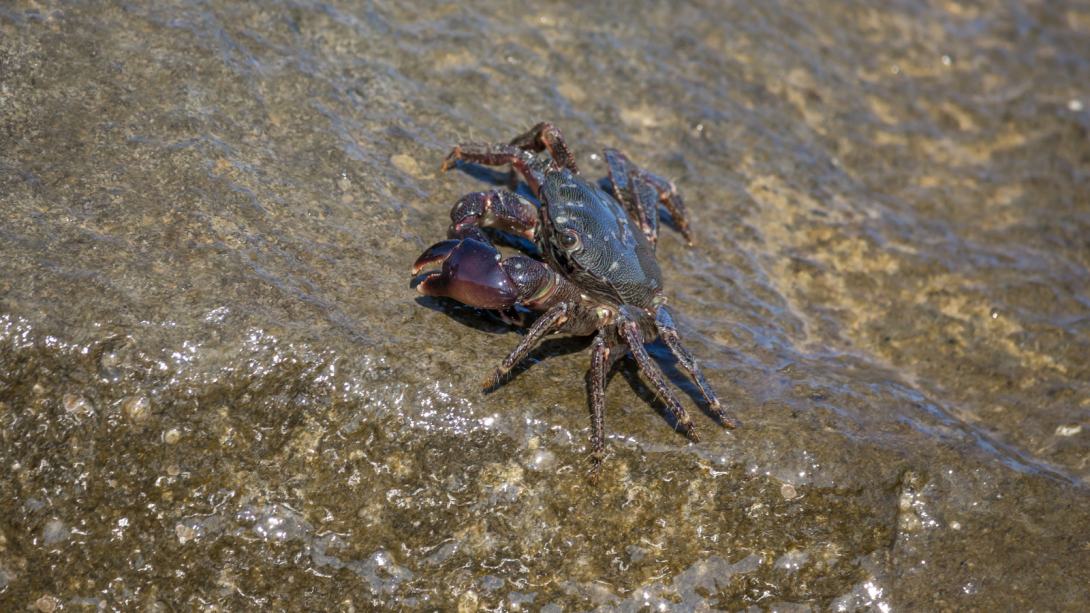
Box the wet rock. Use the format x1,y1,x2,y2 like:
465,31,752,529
1,0,1089,611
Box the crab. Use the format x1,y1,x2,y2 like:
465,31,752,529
411,123,736,482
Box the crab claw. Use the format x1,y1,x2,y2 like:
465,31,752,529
413,238,520,310
411,240,460,276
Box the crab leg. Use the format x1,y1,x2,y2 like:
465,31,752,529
588,335,609,484
482,303,570,390
635,167,693,247
482,303,601,390
444,190,539,240
604,148,659,246
442,143,552,197
618,315,700,442
655,303,736,428
588,333,628,484
604,148,694,247
412,190,543,315
509,122,580,175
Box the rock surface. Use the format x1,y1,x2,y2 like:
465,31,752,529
2,0,1089,610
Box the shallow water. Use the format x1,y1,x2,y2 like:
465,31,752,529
2,0,1089,611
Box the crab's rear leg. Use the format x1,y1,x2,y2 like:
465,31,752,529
655,301,737,428
604,148,695,247
617,307,701,442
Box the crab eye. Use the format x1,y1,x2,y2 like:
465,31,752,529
559,229,582,251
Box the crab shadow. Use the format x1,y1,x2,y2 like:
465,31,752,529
409,291,519,335
446,160,538,201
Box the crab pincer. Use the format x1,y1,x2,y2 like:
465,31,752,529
412,189,557,313
412,230,521,310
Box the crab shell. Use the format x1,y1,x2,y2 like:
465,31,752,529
538,171,664,313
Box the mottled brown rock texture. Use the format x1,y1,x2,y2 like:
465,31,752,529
2,0,1089,610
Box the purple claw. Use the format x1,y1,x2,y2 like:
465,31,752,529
412,240,461,276
414,238,519,310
